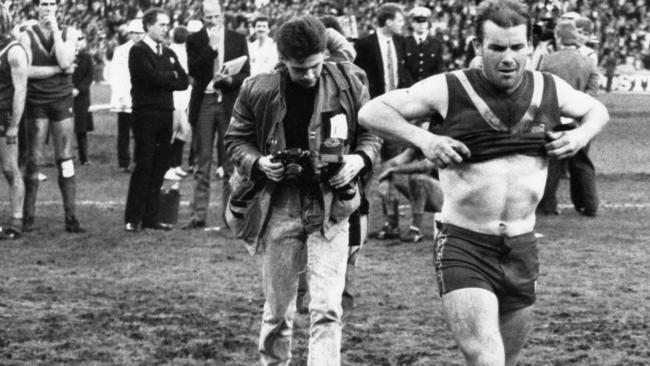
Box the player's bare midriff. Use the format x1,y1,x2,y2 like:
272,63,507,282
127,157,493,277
438,154,548,236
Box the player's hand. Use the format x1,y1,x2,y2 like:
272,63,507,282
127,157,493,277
256,155,284,182
545,130,588,159
206,25,221,50
5,126,18,145
329,154,364,189
63,64,76,75
418,133,470,169
72,88,79,97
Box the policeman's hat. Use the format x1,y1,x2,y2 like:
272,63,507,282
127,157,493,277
409,7,431,23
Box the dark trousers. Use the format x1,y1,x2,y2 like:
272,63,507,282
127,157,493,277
189,94,232,224
117,112,132,168
170,138,184,168
539,144,598,214
124,109,172,225
76,132,88,163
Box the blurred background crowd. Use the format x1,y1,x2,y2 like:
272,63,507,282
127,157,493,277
6,0,650,81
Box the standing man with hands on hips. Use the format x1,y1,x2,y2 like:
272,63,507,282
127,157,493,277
358,1,609,365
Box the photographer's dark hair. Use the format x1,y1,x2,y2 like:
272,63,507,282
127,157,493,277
142,7,166,32
475,0,530,43
376,3,403,27
276,15,327,61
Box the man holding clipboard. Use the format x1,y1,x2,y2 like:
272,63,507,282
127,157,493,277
183,0,250,230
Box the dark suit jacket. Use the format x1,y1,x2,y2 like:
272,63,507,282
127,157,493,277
73,50,94,133
186,27,250,126
353,33,407,98
402,35,444,87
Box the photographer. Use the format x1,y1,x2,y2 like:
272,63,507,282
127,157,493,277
225,15,381,365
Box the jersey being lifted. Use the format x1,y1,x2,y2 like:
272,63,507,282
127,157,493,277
25,25,73,105
437,68,562,163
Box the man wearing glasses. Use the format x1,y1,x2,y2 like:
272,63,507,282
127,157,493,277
18,0,84,233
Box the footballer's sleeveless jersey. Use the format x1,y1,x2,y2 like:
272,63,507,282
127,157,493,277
437,68,561,163
0,40,23,111
25,25,73,105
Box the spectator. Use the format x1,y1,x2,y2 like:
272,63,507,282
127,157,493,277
72,32,95,166
247,16,277,75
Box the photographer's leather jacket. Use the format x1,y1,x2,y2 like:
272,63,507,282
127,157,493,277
225,61,382,248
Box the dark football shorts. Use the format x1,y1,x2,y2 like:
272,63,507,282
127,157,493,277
0,111,11,137
25,95,73,121
433,222,539,313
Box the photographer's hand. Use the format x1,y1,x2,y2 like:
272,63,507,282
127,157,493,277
329,154,364,188
256,155,284,181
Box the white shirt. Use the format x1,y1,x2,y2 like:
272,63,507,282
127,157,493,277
109,40,134,112
143,35,161,55
205,26,226,94
248,37,278,75
169,42,191,109
376,30,399,92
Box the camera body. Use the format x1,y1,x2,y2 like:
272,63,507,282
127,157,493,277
319,138,356,200
271,148,312,181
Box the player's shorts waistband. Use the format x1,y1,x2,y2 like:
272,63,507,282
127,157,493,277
436,221,536,248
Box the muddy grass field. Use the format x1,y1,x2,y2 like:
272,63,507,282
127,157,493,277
0,90,648,365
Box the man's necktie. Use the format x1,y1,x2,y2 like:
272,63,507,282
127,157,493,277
386,40,396,91
156,43,161,56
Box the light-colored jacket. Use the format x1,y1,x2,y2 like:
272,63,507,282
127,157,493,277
225,61,382,253
109,40,134,112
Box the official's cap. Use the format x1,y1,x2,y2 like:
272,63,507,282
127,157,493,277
127,18,144,33
409,6,431,22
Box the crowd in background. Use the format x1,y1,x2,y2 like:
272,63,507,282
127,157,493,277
6,0,650,81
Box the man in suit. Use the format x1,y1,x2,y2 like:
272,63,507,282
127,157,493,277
354,3,409,240
124,8,188,232
379,6,446,243
109,19,144,173
183,0,250,230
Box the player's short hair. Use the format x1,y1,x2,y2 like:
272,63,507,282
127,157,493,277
275,15,327,61
475,0,530,43
172,26,188,44
0,3,13,36
376,3,403,27
142,8,167,32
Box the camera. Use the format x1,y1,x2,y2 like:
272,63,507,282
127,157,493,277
271,148,312,181
319,138,356,200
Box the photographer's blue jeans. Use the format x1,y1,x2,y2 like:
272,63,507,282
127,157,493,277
259,185,349,366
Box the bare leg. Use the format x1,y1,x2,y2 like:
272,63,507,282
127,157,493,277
442,288,504,366
0,137,24,222
500,305,533,366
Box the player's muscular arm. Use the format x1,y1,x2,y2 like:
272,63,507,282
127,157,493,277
545,75,609,159
18,32,67,79
359,75,470,168
50,22,77,69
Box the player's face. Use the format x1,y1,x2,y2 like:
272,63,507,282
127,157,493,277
37,0,58,20
148,14,170,43
282,52,325,88
477,21,530,94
